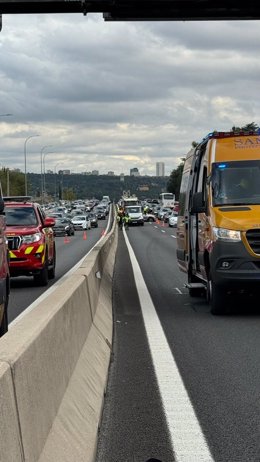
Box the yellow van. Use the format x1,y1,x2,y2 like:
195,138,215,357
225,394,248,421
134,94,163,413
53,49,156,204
176,131,260,314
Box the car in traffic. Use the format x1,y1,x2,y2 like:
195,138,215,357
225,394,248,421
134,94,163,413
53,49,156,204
88,212,98,228
157,207,172,220
143,213,157,223
71,215,91,230
168,212,178,227
4,196,56,286
53,218,75,236
95,207,106,220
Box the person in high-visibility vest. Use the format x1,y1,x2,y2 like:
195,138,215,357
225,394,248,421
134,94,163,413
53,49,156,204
117,208,124,229
123,213,131,230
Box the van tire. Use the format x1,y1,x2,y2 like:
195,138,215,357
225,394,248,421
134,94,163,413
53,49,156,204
208,277,227,315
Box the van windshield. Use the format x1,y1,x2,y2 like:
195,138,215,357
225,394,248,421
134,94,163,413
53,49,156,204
126,207,141,213
211,160,260,206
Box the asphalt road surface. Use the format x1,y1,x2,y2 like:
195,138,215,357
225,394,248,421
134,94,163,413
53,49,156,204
96,221,260,462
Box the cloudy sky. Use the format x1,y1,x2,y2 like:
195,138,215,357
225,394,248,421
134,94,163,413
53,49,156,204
0,14,260,176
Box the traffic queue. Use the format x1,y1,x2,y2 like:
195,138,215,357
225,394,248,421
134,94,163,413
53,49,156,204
0,195,111,337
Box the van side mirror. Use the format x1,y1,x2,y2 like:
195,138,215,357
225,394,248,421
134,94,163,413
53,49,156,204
191,192,206,213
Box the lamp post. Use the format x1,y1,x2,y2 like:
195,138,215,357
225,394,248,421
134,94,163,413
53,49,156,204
43,151,54,201
54,163,60,202
40,145,52,203
24,134,40,195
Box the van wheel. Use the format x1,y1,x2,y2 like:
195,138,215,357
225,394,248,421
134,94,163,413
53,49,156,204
208,276,227,315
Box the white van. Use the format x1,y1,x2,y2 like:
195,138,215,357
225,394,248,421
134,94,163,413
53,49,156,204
125,205,144,226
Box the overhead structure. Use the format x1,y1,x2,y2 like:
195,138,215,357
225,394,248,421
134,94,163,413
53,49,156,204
0,0,260,19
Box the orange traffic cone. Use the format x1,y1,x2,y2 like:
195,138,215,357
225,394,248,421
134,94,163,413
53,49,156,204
64,235,70,244
83,230,87,240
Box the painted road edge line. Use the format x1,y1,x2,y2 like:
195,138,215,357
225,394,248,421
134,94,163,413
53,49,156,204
123,227,214,462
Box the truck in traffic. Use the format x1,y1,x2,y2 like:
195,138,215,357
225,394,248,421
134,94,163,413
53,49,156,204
176,130,260,314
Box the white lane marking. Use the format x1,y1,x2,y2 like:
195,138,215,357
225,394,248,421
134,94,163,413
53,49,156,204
175,288,182,294
154,226,158,229
123,227,214,462
171,234,177,239
161,230,166,233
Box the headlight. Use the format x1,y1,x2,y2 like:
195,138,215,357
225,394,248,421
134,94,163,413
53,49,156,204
213,227,241,242
22,233,42,244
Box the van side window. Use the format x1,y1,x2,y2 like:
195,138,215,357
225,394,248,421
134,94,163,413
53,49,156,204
196,150,208,206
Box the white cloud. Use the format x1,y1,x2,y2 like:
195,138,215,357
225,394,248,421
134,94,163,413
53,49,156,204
0,14,260,176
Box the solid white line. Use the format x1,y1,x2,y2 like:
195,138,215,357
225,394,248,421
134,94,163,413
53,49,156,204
175,288,182,294
123,228,214,462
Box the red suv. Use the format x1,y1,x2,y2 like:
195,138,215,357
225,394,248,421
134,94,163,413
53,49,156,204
4,197,56,286
0,196,10,337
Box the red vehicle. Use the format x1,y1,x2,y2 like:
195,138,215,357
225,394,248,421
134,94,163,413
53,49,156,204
0,195,10,336
4,197,56,286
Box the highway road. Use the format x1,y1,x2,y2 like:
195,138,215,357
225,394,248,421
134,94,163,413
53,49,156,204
7,216,260,461
97,221,260,462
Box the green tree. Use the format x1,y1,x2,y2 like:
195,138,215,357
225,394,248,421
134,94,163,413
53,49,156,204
62,188,76,201
0,168,25,196
231,122,259,133
167,161,184,200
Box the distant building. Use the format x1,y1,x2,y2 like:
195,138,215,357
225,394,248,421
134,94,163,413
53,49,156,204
92,170,99,175
130,167,140,177
107,171,115,176
138,185,149,191
47,169,53,174
58,169,70,175
120,173,125,182
156,162,165,177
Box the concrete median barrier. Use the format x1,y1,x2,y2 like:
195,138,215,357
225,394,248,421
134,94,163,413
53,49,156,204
0,361,23,462
0,220,118,462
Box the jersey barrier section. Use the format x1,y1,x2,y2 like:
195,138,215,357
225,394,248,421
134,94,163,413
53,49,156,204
0,217,118,462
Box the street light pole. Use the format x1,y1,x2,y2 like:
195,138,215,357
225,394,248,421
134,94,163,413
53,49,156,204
43,151,53,201
54,163,60,202
40,145,52,203
24,134,40,195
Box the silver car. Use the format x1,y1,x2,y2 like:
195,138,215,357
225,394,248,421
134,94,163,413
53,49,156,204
168,212,178,227
71,215,91,230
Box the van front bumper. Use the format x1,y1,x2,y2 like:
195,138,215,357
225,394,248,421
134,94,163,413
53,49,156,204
210,240,260,288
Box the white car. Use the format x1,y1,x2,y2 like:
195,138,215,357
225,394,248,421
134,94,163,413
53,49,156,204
168,212,178,227
158,207,172,220
71,215,91,230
